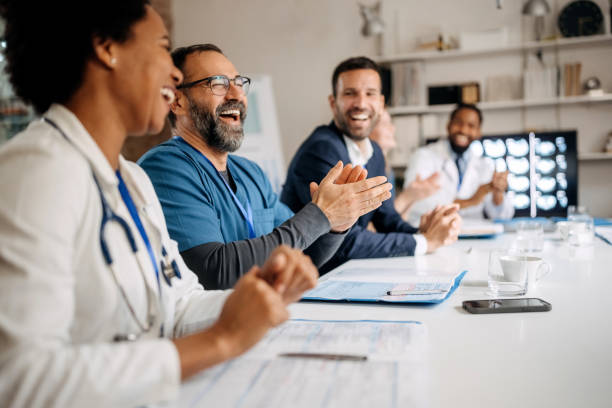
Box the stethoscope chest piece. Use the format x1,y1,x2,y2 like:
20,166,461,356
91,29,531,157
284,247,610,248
161,247,181,286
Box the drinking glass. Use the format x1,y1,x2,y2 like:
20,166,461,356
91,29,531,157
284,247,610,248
487,249,528,296
514,221,544,254
567,206,594,246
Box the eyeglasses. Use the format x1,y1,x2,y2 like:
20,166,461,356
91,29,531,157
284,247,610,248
178,75,251,96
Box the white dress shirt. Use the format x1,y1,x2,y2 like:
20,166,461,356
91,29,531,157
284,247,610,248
403,139,515,226
343,135,428,255
0,104,230,407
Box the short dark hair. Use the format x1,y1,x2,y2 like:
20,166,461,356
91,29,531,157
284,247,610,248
168,43,224,127
449,103,483,125
331,56,381,97
0,0,150,114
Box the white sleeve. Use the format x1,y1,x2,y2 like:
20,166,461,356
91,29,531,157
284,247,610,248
128,161,231,338
0,148,180,408
483,191,515,220
413,233,428,255
167,237,231,338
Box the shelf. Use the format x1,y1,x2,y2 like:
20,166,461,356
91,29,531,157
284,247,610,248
578,152,612,161
375,34,612,64
388,94,612,116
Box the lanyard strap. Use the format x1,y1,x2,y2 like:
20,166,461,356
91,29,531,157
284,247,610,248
455,156,464,191
116,171,162,291
176,137,256,239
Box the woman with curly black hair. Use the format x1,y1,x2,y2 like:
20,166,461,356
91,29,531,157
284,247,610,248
0,1,317,406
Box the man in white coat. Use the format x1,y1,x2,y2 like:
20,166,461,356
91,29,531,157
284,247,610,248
403,103,514,225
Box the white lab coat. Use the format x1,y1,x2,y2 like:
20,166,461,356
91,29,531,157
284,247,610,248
0,105,230,407
403,139,514,225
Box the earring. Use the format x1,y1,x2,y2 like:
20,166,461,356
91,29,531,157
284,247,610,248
110,57,117,65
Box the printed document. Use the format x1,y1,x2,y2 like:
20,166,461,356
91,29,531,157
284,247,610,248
179,319,428,408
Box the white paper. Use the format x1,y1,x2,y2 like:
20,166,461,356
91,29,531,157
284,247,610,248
179,320,428,408
596,226,612,245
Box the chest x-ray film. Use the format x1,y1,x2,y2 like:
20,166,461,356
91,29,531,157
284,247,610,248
472,131,577,217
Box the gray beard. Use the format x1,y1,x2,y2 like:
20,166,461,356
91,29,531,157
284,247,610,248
188,98,245,153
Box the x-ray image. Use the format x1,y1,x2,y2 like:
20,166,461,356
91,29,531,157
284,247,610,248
506,138,529,157
556,173,568,190
469,140,484,157
506,156,529,174
556,190,568,208
537,195,557,210
556,155,567,171
537,177,557,193
483,139,506,158
508,174,530,192
536,140,556,156
514,194,530,210
480,131,576,216
536,158,556,174
555,136,567,153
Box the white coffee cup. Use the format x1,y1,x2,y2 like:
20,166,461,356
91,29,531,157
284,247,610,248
501,255,550,293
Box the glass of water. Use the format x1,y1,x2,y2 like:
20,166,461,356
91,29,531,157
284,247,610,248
488,249,528,296
514,221,544,254
567,206,594,246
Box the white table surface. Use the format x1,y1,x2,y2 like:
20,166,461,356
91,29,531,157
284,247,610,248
288,233,612,408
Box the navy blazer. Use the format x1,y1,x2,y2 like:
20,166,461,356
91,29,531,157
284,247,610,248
281,121,418,273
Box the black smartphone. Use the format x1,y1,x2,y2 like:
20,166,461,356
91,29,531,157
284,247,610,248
462,298,552,314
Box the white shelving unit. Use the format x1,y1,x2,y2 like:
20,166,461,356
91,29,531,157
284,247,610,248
381,33,612,166
578,152,612,161
375,34,612,64
388,93,612,116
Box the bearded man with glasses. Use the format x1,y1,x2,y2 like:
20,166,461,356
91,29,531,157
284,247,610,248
139,44,393,290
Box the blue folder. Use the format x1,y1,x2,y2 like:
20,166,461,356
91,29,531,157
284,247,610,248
301,271,467,305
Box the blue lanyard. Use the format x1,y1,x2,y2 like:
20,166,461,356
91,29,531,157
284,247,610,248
176,137,256,239
116,170,162,291
455,156,464,191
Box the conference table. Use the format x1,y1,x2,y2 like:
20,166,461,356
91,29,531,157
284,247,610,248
181,231,612,407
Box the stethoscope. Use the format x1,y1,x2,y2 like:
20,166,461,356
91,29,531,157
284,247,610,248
43,117,181,342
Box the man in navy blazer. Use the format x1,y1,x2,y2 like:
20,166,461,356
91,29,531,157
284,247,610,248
281,56,461,273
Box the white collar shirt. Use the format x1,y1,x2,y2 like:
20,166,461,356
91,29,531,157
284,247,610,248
343,135,374,167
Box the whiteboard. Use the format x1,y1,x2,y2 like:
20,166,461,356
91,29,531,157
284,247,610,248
236,75,285,194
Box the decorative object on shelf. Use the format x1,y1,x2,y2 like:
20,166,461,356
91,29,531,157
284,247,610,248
583,76,604,96
359,2,384,37
427,83,480,105
485,75,523,102
524,61,559,100
416,33,457,51
390,61,424,107
563,62,582,96
522,0,551,41
558,0,604,37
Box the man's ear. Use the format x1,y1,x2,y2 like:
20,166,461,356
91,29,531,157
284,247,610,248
171,90,189,120
328,94,336,112
92,36,117,70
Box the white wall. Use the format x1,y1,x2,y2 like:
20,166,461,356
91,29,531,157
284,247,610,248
173,0,612,216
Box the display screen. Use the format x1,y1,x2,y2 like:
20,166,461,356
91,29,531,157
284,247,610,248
471,130,577,217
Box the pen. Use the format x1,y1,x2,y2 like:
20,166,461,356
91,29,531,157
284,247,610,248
278,352,367,361
386,289,448,296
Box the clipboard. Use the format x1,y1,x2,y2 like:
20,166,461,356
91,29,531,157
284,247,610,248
301,270,467,304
